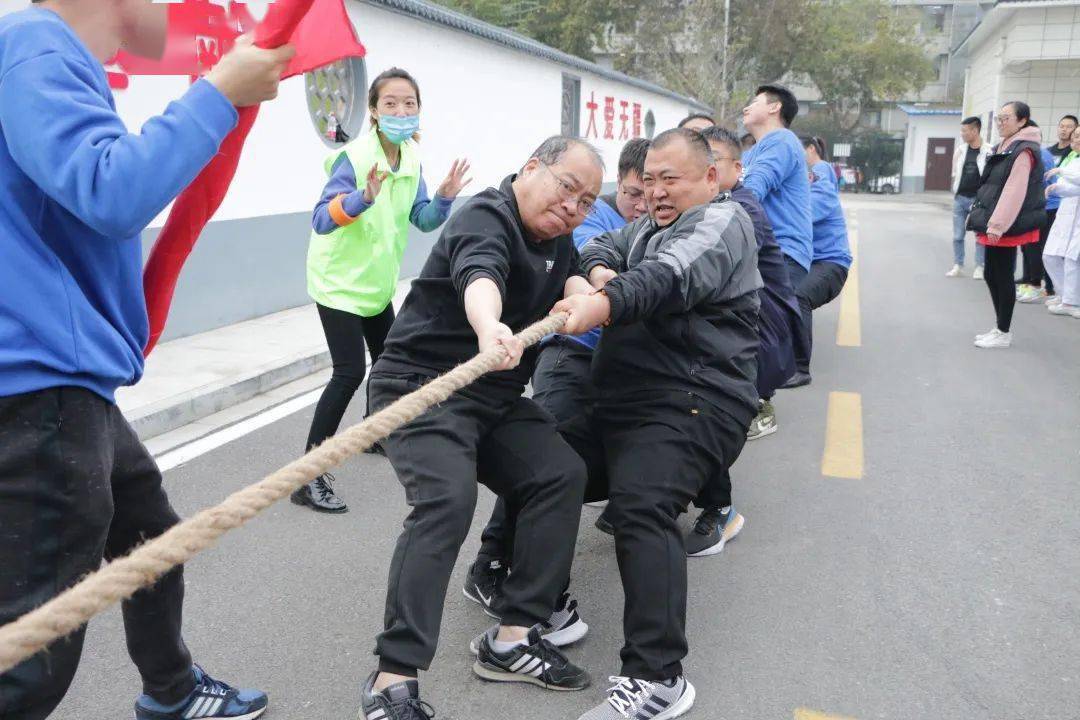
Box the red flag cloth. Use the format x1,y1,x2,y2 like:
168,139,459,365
140,0,365,354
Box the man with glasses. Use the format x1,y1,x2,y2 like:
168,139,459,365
464,139,652,617
356,136,604,720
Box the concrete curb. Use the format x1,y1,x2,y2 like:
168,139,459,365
125,349,331,441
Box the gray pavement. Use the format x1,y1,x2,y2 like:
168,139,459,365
52,198,1080,720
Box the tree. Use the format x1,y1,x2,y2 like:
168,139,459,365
438,0,622,61
613,0,932,128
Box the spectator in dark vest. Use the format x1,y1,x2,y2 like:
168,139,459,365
967,101,1047,349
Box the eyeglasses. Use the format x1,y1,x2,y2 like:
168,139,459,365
540,162,595,214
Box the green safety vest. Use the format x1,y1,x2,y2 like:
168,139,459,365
306,129,421,317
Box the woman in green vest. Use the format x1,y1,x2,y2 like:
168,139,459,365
294,67,471,513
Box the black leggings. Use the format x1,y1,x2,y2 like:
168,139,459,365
305,302,396,451
983,245,1017,333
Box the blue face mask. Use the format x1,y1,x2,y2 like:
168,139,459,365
378,114,420,145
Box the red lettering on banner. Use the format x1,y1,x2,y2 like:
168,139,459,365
585,92,599,139
603,97,615,140
632,103,642,138
618,100,629,140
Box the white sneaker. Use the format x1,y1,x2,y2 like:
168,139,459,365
975,327,1000,341
975,330,1012,348
1049,303,1078,316
945,264,963,278
1046,295,1063,306
1072,307,1080,319
973,265,984,280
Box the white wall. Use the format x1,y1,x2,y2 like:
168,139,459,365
962,5,1080,142
902,114,962,180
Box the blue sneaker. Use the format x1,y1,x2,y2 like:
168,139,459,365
134,665,268,720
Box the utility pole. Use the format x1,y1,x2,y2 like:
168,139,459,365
721,0,731,118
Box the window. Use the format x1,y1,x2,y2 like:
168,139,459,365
305,57,368,147
562,74,581,137
923,5,946,33
933,53,949,81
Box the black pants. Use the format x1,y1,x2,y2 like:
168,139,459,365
0,388,195,720
305,302,396,451
984,245,1018,332
598,391,747,681
786,257,849,374
1020,209,1055,293
368,374,587,675
476,341,604,567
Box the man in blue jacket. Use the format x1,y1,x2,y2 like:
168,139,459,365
740,83,814,387
0,3,292,719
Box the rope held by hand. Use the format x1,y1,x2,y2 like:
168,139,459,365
0,313,567,674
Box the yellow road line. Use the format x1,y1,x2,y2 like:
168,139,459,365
836,225,861,347
795,709,858,720
821,391,864,480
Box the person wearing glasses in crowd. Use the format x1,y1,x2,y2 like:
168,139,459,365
356,137,604,720
295,67,471,514
464,139,652,615
967,101,1047,349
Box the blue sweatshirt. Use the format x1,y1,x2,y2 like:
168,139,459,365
742,128,814,270
0,8,238,401
808,161,853,268
312,153,453,234
1043,146,1066,212
543,195,627,351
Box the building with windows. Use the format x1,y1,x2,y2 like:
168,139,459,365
954,0,1080,141
0,0,707,340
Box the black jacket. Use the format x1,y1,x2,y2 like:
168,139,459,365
374,175,583,397
580,193,762,425
967,136,1047,236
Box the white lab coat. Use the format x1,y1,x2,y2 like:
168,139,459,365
1046,163,1080,261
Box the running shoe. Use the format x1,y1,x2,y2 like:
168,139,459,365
780,371,812,389
470,592,589,653
746,400,777,440
1017,285,1046,303
575,675,695,720
973,265,984,280
472,625,590,691
945,264,962,278
686,506,744,557
358,671,434,720
134,665,267,720
463,558,508,619
1049,303,1078,316
975,330,1011,348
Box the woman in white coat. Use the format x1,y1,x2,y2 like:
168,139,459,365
1044,126,1080,318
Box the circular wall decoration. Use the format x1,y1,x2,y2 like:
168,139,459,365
305,57,368,147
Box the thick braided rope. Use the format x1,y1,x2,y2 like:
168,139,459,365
0,313,567,674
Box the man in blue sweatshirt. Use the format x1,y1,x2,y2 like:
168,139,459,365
741,83,814,387
790,135,851,385
0,3,292,719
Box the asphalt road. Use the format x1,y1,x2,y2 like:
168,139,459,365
52,196,1080,720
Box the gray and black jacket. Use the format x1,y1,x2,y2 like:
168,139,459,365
580,193,762,425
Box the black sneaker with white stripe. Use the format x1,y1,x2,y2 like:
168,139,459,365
463,558,507,618
472,625,590,691
469,592,589,653
575,675,696,720
358,671,435,720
